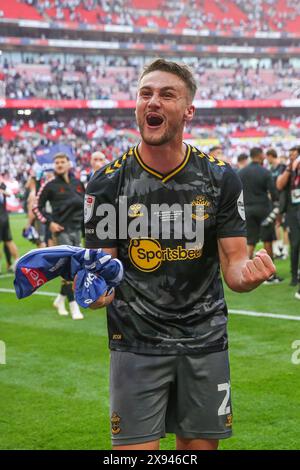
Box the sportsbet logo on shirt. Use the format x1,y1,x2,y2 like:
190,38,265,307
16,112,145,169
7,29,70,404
129,238,202,272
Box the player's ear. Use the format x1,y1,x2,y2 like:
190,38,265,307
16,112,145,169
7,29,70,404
184,104,195,123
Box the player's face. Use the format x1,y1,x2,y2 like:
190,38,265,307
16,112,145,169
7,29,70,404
91,156,106,171
54,157,70,175
135,71,194,146
257,152,264,164
212,148,223,160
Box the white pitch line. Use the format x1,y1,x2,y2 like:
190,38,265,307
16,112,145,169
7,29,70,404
0,288,57,297
0,274,14,279
1,287,300,321
229,309,300,321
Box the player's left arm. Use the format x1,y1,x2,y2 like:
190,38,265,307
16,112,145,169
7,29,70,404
216,166,275,292
218,238,275,292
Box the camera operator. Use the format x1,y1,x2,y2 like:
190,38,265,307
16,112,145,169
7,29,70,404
277,147,300,293
266,149,289,261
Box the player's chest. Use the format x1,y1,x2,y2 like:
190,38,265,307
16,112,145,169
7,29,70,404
118,174,220,234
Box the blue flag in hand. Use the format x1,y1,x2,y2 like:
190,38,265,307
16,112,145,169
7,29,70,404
14,245,123,308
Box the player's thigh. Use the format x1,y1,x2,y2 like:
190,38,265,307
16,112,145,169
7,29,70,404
55,231,73,246
260,224,276,243
69,229,81,247
2,219,12,242
167,350,232,440
110,351,175,446
286,211,300,246
245,208,260,245
34,219,46,243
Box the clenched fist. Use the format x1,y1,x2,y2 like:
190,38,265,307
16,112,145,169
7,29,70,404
241,249,276,289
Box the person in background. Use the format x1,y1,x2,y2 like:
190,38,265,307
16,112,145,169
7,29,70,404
209,145,228,163
266,149,289,260
88,151,107,181
0,181,19,272
239,147,282,284
236,153,249,172
277,146,300,293
33,153,85,319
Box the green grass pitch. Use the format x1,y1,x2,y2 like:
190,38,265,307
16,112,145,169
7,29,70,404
0,214,299,450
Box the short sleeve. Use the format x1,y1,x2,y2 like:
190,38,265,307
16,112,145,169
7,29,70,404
217,166,247,239
84,169,119,248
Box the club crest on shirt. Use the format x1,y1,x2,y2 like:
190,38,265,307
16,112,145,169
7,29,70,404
128,203,144,218
111,412,121,435
191,195,210,221
226,414,233,427
84,194,95,224
192,195,211,208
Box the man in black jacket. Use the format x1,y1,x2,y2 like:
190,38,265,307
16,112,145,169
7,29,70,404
33,153,85,319
239,147,281,284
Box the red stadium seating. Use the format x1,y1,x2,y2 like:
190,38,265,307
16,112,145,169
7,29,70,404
0,0,43,20
8,0,299,33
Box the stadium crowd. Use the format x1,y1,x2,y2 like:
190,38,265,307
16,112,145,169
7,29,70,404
21,0,300,33
2,54,299,101
1,114,300,184
0,116,137,183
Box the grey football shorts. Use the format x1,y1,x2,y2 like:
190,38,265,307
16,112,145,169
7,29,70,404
109,349,233,446
53,229,82,247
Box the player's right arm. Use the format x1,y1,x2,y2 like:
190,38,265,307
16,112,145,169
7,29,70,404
33,179,64,233
33,180,52,224
87,247,118,309
84,167,120,310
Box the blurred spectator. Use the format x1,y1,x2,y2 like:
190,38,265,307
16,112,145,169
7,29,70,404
1,53,299,101
236,153,249,171
209,145,228,163
276,146,300,288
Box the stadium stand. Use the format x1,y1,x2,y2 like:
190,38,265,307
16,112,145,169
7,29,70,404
9,0,299,33
1,53,299,100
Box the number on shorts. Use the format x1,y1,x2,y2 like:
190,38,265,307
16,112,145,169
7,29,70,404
217,382,231,416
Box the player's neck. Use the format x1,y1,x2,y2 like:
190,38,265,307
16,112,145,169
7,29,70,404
138,141,187,175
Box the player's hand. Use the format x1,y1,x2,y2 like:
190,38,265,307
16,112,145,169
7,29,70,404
73,273,115,310
275,214,282,227
292,157,300,171
241,249,276,288
88,289,115,310
50,222,64,233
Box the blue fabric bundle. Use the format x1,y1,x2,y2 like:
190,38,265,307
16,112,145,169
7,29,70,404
14,245,123,308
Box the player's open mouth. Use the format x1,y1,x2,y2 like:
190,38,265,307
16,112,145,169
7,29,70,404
146,114,164,128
